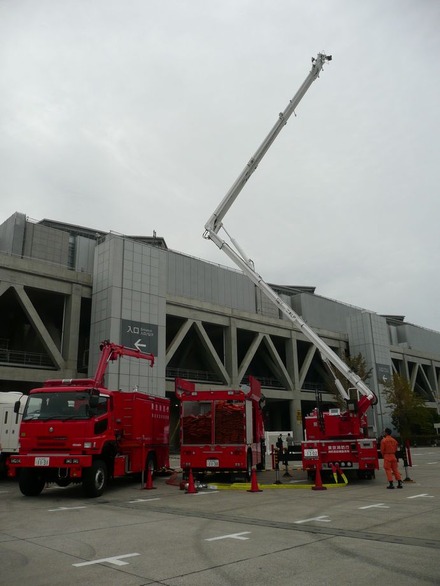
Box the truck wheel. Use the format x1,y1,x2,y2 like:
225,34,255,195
307,470,316,481
257,449,266,471
55,479,71,487
19,468,46,496
83,460,108,498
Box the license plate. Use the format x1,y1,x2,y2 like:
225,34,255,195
303,449,318,458
34,457,50,466
206,459,219,467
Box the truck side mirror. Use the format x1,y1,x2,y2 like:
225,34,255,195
89,389,100,409
14,400,21,414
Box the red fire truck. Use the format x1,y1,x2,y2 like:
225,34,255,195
302,397,378,479
176,377,266,479
8,340,169,497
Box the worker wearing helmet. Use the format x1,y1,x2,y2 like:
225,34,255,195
380,428,403,489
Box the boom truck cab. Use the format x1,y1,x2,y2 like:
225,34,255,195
176,376,265,479
203,53,379,480
8,340,169,497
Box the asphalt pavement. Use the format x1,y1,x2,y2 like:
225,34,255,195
1,447,439,585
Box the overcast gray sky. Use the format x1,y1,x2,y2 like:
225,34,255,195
1,0,439,332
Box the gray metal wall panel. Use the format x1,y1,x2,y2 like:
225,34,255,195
396,324,440,354
23,223,69,266
0,213,26,256
166,251,256,312
291,293,361,334
75,236,95,273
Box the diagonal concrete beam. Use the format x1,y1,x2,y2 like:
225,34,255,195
13,284,64,369
0,282,11,298
165,319,194,364
409,362,418,391
419,364,433,392
263,334,293,389
238,332,263,383
193,321,230,385
418,364,435,401
299,344,317,389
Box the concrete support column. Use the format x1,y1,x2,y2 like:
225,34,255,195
286,334,303,442
62,284,82,375
225,319,238,386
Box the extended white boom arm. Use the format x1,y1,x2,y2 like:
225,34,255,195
204,54,376,404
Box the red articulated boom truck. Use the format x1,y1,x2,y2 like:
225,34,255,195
176,377,266,479
8,340,169,497
203,53,379,480
302,396,378,479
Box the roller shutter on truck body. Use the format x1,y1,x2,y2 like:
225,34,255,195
0,392,24,453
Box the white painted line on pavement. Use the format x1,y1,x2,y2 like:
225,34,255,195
407,494,434,499
73,553,140,567
359,503,389,510
48,506,87,512
295,515,330,524
128,498,160,503
206,532,251,541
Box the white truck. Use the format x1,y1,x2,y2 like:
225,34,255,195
0,391,26,477
203,53,379,479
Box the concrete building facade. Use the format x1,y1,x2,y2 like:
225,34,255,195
1,212,439,445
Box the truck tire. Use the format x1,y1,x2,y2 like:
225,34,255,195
19,468,46,496
55,478,71,487
307,470,316,481
82,460,108,498
257,445,266,471
0,454,7,479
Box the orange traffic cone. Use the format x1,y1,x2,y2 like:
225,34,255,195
247,468,263,493
144,466,156,490
185,468,198,494
166,471,180,486
312,463,327,491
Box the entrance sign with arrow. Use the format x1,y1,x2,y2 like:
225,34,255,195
121,319,158,355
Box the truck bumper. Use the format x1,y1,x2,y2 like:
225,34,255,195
8,454,93,478
180,447,247,472
301,440,378,472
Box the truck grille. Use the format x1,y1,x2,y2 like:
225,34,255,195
34,437,69,451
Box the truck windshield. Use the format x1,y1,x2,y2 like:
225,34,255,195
22,391,101,421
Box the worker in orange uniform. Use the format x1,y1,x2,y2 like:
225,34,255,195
380,428,403,489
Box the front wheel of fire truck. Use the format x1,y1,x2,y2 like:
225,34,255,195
82,459,108,498
19,468,46,496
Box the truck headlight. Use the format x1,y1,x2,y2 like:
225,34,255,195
83,442,92,449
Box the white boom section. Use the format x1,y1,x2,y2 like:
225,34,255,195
204,53,375,403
